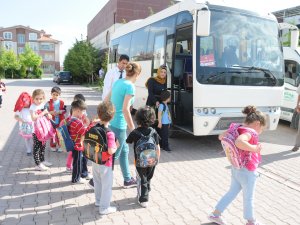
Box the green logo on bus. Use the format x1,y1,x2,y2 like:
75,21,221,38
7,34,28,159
284,91,295,102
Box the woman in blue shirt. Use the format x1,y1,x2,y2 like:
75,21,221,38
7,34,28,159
106,62,141,188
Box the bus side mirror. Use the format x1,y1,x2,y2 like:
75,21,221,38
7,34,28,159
197,7,211,36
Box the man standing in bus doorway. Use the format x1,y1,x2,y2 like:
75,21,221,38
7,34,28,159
291,84,300,152
102,54,129,100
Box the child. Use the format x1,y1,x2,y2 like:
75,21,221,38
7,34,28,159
45,86,66,152
91,101,118,215
0,78,6,108
30,89,53,171
157,90,172,152
208,106,266,225
126,106,161,208
14,92,33,156
65,94,90,173
67,99,89,184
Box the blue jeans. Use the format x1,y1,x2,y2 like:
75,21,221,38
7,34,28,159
215,167,259,220
109,125,131,182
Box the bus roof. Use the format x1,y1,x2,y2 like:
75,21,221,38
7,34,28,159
111,0,277,41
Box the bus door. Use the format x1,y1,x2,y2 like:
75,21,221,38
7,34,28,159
153,32,166,73
172,24,193,133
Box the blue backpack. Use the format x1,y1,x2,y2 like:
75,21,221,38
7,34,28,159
134,127,158,168
56,118,77,152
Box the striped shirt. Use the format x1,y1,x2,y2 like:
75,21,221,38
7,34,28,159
67,116,86,151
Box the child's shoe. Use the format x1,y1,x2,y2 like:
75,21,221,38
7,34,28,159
42,161,52,167
82,173,93,180
291,146,299,152
66,167,72,173
50,147,57,152
35,164,48,171
123,177,137,188
138,201,148,208
88,179,94,189
99,206,117,215
208,213,226,225
72,179,86,184
57,148,63,153
246,220,264,225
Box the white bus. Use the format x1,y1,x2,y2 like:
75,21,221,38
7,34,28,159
279,23,300,123
107,0,284,135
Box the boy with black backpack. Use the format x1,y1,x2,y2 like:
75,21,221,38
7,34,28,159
84,101,118,215
126,106,160,208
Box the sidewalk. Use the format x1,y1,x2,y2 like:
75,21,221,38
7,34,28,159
0,79,299,225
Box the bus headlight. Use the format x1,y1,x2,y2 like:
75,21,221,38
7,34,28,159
203,121,209,127
196,108,201,114
203,108,209,114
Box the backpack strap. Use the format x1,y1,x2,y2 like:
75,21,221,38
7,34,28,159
162,103,166,113
133,129,146,138
66,118,79,143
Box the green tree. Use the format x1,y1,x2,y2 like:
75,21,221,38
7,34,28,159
64,40,99,84
0,49,20,78
19,44,42,78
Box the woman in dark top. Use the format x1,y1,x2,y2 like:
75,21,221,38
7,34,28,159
145,65,167,108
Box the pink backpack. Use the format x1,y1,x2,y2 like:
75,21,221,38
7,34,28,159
34,116,55,143
221,123,258,169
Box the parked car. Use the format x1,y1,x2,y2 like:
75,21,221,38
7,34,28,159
53,72,59,83
56,71,72,84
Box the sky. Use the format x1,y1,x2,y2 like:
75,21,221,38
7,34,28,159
0,0,299,65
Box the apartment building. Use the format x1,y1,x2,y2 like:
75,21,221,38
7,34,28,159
87,0,173,52
0,25,61,74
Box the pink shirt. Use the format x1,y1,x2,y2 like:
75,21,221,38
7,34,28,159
102,131,117,167
238,127,261,171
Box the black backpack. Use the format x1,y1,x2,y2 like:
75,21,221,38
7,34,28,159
83,123,112,165
134,127,158,168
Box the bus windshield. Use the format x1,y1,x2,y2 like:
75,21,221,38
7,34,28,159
196,9,284,86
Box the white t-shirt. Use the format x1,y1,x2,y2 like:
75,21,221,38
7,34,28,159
15,108,32,123
102,66,126,100
29,103,45,114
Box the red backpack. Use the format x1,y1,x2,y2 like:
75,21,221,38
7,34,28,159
48,99,65,123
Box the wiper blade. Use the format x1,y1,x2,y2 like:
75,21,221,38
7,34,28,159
231,65,277,86
206,71,241,82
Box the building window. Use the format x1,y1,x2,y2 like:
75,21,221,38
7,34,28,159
28,42,39,51
41,64,54,73
18,47,24,54
40,43,54,51
3,41,13,50
17,34,25,43
43,54,54,61
3,32,12,39
29,33,37,40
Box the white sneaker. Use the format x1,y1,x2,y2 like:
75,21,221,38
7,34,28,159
138,201,148,208
99,206,117,215
72,179,87,184
35,164,48,171
50,147,57,152
57,148,63,153
66,167,72,173
208,213,227,225
83,173,93,180
42,161,52,167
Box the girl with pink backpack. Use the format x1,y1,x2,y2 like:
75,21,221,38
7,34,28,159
30,89,54,171
208,106,266,225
